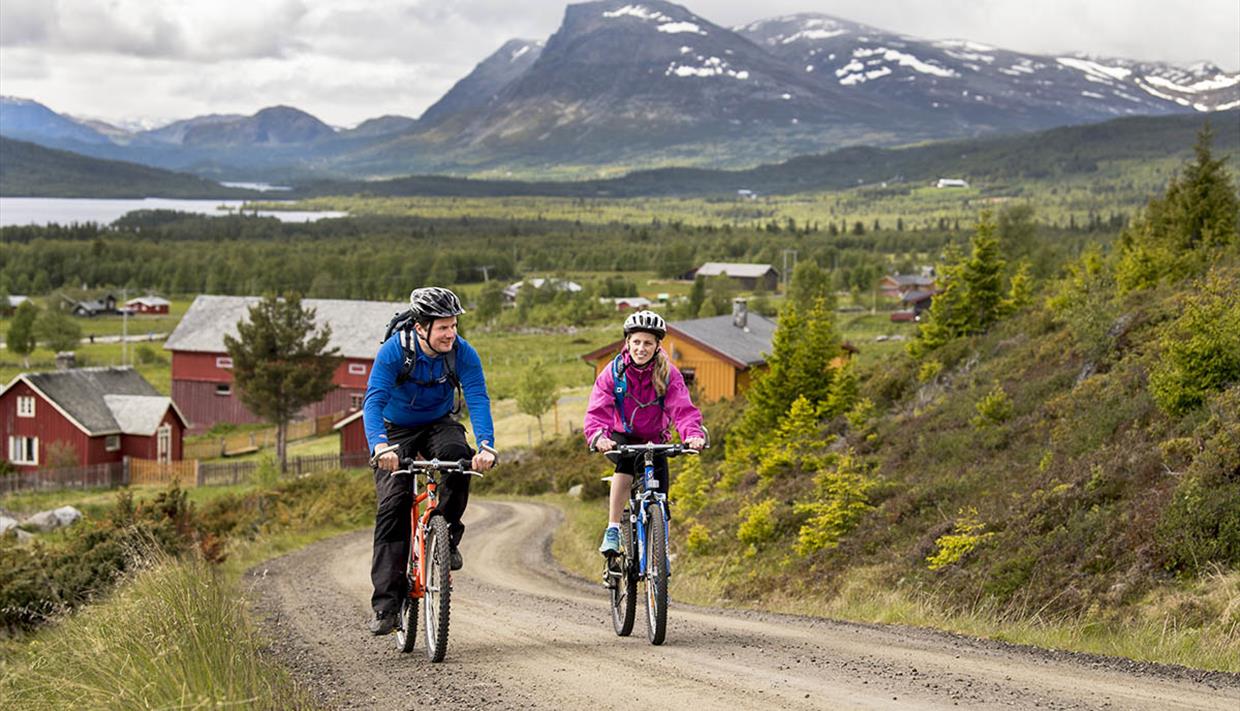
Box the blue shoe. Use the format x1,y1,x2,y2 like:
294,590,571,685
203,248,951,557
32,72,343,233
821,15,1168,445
599,527,622,555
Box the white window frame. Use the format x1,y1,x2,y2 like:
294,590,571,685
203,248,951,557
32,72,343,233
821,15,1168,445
16,396,36,418
8,436,38,465
348,363,367,376
350,393,364,410
215,384,232,396
105,434,121,452
157,424,172,464
216,356,234,369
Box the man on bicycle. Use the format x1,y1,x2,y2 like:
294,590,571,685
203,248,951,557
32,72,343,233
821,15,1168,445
364,286,496,636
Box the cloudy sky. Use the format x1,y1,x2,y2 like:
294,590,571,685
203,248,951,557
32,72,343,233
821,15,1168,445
2,0,1237,128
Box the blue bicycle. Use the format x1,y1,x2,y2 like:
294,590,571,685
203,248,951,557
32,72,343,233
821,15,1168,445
601,442,700,645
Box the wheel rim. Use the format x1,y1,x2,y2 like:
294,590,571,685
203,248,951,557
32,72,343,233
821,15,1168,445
424,533,440,645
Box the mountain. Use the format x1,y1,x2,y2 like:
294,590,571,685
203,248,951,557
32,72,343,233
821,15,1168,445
418,39,545,129
0,137,263,198
0,97,112,147
735,14,1239,129
301,109,1240,199
2,1,1237,180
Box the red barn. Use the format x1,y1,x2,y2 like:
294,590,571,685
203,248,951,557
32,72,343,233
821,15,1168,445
1,367,186,471
125,295,171,314
164,295,404,434
333,409,369,457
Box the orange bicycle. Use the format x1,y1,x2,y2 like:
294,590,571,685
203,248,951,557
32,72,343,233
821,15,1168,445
372,443,497,662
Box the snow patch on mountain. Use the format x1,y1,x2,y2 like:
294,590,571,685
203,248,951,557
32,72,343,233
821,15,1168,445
1057,57,1132,82
603,5,667,21
1144,73,1240,93
854,47,957,78
665,56,749,80
511,46,531,62
658,21,705,35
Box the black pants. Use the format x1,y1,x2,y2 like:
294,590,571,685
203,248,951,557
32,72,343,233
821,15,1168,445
371,416,474,616
607,432,670,496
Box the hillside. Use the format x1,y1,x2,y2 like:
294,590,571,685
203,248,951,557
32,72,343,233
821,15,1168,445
298,109,1240,198
0,137,264,198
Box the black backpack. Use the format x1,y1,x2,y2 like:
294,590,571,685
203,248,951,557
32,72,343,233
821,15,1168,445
382,309,462,412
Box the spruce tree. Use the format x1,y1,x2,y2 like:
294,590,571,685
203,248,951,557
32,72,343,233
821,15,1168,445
224,294,340,472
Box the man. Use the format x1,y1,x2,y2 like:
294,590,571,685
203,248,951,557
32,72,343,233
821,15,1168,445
363,286,497,635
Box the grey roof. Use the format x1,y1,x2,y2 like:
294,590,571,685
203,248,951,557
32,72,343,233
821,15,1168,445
668,313,777,367
901,289,936,304
694,262,777,278
15,367,167,435
127,295,171,307
164,295,405,359
104,395,175,436
890,274,936,287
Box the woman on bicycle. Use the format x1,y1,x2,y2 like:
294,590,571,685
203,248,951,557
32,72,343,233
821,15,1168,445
584,310,706,556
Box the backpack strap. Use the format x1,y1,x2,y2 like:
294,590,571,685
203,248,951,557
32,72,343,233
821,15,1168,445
611,353,631,434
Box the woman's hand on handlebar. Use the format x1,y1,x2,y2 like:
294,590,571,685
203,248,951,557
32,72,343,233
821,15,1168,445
594,435,616,452
684,436,705,451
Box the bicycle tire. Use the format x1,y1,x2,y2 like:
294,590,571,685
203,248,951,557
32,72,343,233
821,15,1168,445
645,506,669,645
395,550,418,653
610,514,637,636
423,515,452,662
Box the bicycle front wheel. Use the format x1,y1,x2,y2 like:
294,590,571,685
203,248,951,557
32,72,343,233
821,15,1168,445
644,507,669,645
610,515,637,636
423,516,452,662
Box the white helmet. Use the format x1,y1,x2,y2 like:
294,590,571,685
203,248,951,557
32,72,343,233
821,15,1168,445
623,310,666,339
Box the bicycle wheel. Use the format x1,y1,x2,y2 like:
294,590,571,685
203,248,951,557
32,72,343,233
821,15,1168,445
422,515,452,662
395,551,418,653
644,506,669,645
610,514,637,636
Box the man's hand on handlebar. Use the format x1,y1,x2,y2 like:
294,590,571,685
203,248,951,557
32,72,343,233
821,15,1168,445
472,446,497,472
372,443,401,471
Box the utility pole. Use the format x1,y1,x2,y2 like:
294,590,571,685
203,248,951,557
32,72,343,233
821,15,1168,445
782,249,798,290
475,265,495,282
121,287,128,366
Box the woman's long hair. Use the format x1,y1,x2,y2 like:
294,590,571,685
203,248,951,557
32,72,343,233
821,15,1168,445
619,336,670,397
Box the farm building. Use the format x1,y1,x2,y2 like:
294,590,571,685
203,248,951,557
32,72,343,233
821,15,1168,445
125,295,171,314
684,263,779,292
333,409,369,457
582,300,776,402
878,273,936,298
163,295,403,433
0,367,186,471
502,278,583,303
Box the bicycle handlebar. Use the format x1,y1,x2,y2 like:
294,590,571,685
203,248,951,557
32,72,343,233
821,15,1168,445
608,443,700,456
370,443,499,477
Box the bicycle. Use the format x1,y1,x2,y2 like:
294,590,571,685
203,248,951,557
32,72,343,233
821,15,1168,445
598,441,702,645
371,443,497,662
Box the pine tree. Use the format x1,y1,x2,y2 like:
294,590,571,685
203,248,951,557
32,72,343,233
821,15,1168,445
224,294,341,471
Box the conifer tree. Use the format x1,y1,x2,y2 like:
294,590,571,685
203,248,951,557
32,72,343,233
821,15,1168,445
224,294,340,472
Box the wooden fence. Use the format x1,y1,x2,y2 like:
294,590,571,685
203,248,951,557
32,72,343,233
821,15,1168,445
182,415,335,460
1,451,372,495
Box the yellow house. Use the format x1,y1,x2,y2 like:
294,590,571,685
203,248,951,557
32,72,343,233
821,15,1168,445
582,303,777,402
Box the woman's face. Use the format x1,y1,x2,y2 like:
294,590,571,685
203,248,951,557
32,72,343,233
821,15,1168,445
626,331,659,365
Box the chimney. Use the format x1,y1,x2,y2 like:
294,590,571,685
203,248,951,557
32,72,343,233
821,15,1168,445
55,351,77,370
732,298,748,329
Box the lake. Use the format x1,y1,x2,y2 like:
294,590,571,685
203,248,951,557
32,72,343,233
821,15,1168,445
0,197,347,227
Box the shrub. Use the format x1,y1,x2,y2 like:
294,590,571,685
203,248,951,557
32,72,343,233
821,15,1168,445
685,522,711,556
668,455,711,516
793,449,874,556
927,507,995,570
736,499,778,550
970,383,1014,429
917,359,943,383
1148,269,1240,416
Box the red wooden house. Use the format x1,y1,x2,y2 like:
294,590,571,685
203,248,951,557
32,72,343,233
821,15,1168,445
333,409,369,457
164,295,404,434
125,295,171,314
1,367,186,471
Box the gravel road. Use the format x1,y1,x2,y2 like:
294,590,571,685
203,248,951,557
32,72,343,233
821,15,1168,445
247,500,1240,710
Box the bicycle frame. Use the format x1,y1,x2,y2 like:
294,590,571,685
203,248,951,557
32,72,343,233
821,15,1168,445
630,447,670,581
407,473,439,599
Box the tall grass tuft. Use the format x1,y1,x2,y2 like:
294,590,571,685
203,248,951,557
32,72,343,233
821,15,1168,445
0,550,313,710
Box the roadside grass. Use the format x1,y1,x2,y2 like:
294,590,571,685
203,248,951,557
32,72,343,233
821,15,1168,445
0,467,377,709
552,497,1240,672
0,551,315,710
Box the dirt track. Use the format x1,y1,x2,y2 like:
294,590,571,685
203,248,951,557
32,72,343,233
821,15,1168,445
247,500,1239,710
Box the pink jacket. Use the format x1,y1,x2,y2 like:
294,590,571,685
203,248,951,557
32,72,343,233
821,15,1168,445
583,351,705,446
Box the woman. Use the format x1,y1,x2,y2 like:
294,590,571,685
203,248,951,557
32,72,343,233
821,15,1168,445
583,310,706,555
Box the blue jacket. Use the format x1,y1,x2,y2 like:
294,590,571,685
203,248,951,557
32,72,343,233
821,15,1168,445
363,332,494,453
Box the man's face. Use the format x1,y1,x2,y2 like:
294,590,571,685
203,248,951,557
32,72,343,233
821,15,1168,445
417,316,458,353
